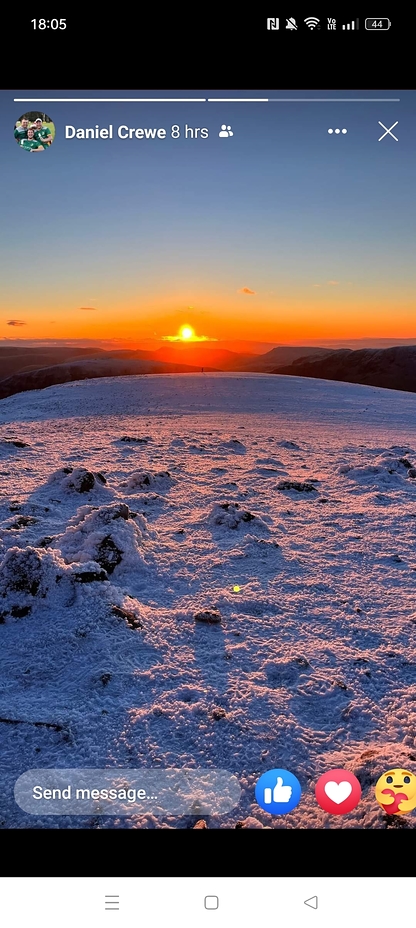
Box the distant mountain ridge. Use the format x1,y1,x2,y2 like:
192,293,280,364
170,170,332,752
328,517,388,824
274,346,416,393
0,346,108,380
0,344,331,381
0,344,416,400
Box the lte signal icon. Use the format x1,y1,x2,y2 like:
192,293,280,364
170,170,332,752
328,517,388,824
267,18,279,29
327,18,336,29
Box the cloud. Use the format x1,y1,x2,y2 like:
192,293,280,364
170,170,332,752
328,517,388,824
313,281,339,288
0,337,140,348
238,287,256,295
7,319,26,326
79,306,98,311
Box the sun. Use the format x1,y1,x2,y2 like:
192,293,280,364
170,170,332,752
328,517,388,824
162,323,215,343
179,325,195,340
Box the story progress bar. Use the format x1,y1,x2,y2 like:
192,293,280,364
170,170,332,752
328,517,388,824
14,97,401,103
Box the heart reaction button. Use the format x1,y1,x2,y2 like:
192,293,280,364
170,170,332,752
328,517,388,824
315,768,361,814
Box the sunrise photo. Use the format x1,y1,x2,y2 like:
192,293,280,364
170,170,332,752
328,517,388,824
0,90,415,829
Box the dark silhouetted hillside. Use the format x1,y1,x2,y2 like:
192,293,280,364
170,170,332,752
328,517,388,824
244,346,334,371
0,358,217,400
0,346,107,379
274,346,416,393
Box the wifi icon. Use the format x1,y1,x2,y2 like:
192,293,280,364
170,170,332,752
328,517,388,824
304,16,320,29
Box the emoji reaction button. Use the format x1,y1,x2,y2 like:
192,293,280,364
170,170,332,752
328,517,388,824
255,768,302,815
375,768,416,815
315,768,361,814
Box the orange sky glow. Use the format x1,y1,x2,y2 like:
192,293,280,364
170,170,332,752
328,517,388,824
2,283,416,345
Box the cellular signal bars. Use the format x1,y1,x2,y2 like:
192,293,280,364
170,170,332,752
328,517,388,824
342,19,359,29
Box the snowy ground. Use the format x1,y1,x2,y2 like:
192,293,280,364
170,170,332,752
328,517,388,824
0,372,415,829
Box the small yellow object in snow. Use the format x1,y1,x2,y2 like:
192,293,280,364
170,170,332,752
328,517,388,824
232,585,241,592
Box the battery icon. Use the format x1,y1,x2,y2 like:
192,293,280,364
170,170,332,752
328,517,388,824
365,18,391,29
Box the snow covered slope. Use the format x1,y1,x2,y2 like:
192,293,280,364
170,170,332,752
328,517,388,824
0,373,415,829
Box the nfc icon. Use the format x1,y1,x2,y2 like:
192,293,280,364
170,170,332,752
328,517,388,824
267,18,279,29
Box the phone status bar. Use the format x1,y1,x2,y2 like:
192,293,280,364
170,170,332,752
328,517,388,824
267,17,391,31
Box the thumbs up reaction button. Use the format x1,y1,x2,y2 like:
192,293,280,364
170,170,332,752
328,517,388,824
255,768,302,814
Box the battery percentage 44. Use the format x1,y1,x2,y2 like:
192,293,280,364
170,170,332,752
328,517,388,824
365,18,391,29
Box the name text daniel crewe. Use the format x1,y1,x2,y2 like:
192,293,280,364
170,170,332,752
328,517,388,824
65,125,209,140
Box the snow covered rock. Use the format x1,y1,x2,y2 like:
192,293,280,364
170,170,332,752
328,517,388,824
47,466,107,494
111,604,143,629
57,503,149,576
276,480,317,493
73,566,108,583
0,438,29,449
119,435,152,444
277,440,300,450
398,457,413,469
0,546,44,596
0,545,68,620
95,536,123,574
7,515,37,531
210,502,260,529
124,470,174,492
194,610,222,624
212,706,227,719
235,817,264,828
338,452,416,485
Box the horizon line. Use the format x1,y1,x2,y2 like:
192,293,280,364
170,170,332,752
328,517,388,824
2,336,416,346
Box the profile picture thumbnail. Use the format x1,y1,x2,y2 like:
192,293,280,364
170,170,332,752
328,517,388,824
14,111,55,152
